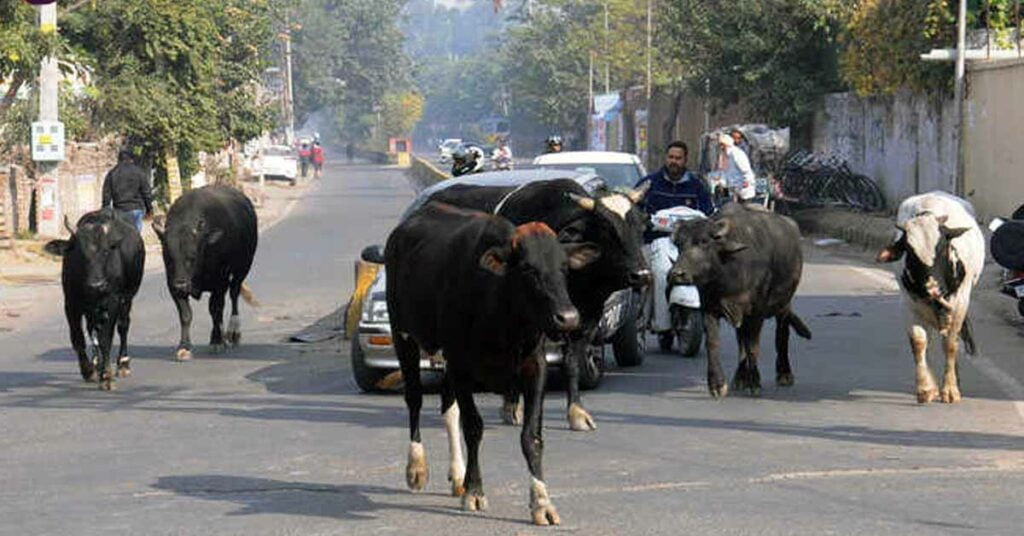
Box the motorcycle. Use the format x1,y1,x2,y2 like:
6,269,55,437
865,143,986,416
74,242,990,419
989,213,1024,317
647,205,706,357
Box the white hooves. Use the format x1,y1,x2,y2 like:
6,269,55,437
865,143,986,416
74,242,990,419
462,493,488,512
530,478,560,526
406,442,428,491
567,403,596,432
176,348,193,361
940,383,962,404
449,477,465,497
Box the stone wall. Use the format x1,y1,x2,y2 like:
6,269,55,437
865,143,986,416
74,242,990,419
55,141,118,231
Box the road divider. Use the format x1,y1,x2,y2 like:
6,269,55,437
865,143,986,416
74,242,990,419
408,156,449,192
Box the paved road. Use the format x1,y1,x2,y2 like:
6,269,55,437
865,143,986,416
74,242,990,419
1,163,1023,535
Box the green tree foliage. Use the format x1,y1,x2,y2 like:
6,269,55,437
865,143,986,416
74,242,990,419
291,0,413,140
0,0,60,126
842,0,1020,97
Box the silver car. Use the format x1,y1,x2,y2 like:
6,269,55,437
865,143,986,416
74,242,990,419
349,169,644,392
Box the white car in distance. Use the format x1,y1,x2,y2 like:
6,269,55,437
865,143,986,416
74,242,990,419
533,151,647,192
257,145,299,185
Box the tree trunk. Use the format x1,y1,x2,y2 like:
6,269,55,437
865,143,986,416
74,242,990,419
0,75,26,120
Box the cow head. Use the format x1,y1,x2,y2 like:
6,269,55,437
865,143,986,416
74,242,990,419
46,212,129,295
888,213,972,307
564,183,651,289
668,216,748,286
479,222,600,335
153,215,223,298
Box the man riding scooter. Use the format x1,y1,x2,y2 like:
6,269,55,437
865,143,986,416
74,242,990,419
635,141,714,355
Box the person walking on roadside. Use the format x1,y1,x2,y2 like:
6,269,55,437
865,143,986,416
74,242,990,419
298,142,312,179
346,142,356,164
101,148,152,232
311,141,325,179
718,133,756,203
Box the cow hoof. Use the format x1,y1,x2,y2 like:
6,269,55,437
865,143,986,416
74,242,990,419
209,343,226,355
176,348,193,361
406,442,428,491
532,504,561,526
776,373,794,387
709,383,729,399
450,477,465,497
941,384,962,404
916,387,939,404
79,366,95,382
225,332,241,347
567,403,596,432
98,377,115,391
501,399,523,426
462,493,488,512
116,366,132,378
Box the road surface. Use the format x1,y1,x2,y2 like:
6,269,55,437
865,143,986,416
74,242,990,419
1,162,1022,535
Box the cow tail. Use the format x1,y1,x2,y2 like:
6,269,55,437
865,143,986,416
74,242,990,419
239,282,261,307
787,312,812,340
960,315,977,356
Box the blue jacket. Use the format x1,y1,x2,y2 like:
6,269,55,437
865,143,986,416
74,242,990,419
635,167,713,217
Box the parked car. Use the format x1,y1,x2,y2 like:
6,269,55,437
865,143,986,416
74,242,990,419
347,169,644,392
533,151,646,192
257,145,299,185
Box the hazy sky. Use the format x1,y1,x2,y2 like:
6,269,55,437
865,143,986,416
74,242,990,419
434,0,473,10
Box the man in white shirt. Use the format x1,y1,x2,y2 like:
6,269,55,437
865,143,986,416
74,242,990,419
718,133,756,202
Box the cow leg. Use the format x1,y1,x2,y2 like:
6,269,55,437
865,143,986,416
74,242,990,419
208,288,227,354
940,324,962,404
521,351,560,526
501,387,523,426
455,383,487,512
704,312,727,398
564,329,596,432
96,311,117,391
172,294,194,361
66,303,94,381
441,381,466,497
225,281,242,347
115,299,132,378
395,335,428,491
909,324,938,403
775,314,794,386
731,317,764,396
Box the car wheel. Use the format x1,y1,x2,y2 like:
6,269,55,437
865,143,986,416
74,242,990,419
351,336,388,393
611,315,645,367
578,344,604,390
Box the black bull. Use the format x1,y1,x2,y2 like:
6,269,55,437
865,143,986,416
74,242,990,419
427,179,650,431
45,209,145,390
386,202,600,525
153,185,258,360
669,204,812,397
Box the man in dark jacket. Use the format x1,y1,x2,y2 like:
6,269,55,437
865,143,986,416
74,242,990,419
101,149,153,232
635,141,713,242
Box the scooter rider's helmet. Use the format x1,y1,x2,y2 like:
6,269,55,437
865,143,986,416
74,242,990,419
544,135,563,153
451,144,485,176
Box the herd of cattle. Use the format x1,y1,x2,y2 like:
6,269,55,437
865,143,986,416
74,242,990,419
43,176,985,525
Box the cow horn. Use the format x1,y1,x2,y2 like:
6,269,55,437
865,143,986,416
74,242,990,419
63,215,75,235
567,192,596,211
627,181,651,204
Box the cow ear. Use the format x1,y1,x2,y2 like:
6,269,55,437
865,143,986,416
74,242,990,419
44,239,72,257
875,243,905,263
206,229,224,245
565,242,601,270
151,216,166,241
479,246,510,276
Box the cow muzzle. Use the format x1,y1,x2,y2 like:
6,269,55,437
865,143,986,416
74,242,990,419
172,280,191,296
552,308,580,331
87,280,110,294
628,268,652,288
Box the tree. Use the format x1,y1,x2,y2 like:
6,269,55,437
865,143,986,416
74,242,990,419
0,0,60,123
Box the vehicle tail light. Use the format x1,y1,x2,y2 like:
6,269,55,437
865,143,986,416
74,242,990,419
368,335,392,346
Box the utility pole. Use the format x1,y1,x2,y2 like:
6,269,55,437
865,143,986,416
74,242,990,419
646,0,652,102
33,1,64,238
953,0,967,197
283,13,296,146
603,1,610,93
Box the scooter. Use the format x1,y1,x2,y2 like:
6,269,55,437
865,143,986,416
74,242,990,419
648,205,706,357
989,214,1024,317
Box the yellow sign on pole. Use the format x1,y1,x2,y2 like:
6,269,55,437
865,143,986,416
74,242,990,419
166,151,182,202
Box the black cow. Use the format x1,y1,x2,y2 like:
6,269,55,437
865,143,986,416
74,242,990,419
152,185,258,360
428,179,650,431
386,201,599,525
45,209,145,390
669,204,811,397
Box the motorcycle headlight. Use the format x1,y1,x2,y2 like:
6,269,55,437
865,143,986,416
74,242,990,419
360,293,390,323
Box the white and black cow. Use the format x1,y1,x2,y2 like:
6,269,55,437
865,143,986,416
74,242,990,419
428,178,650,431
876,191,984,403
45,209,145,390
386,201,599,526
670,203,812,397
152,185,258,360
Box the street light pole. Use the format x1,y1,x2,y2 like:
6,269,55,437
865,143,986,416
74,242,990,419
604,1,610,93
283,20,296,146
35,1,62,238
953,0,967,197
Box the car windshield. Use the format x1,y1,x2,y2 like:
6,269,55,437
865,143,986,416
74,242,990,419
265,147,293,157
536,163,641,191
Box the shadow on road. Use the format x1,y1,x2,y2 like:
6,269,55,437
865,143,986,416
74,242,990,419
151,474,529,525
